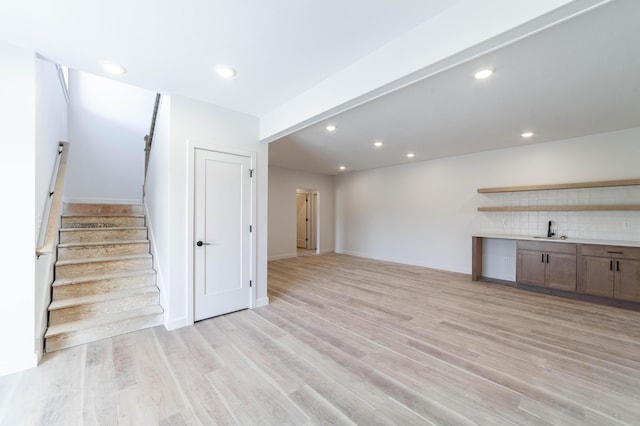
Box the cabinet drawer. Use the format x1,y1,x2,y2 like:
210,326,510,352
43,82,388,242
517,240,576,254
579,244,640,259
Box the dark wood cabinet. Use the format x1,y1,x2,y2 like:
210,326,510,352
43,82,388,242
517,241,577,291
517,250,546,286
578,245,640,302
614,259,640,302
578,256,614,297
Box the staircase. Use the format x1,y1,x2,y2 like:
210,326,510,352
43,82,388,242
44,203,163,352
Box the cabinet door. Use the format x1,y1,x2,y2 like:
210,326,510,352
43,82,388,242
546,253,577,291
614,259,640,302
578,256,614,297
517,250,546,286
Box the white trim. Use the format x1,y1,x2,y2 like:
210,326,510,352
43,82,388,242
166,316,188,331
336,249,457,274
143,201,168,325
187,140,258,324
34,252,55,363
186,140,195,326
255,297,269,308
268,253,298,261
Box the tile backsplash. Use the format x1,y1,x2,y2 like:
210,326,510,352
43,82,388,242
481,186,640,242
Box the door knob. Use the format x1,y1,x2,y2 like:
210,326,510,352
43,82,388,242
196,241,211,247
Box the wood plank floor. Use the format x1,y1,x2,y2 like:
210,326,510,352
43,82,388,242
2,253,640,425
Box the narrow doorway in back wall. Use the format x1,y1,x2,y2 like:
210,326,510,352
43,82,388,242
296,188,319,256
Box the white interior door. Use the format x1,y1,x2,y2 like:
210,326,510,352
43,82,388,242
194,149,252,321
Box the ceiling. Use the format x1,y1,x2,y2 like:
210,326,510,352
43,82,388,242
0,0,459,117
270,0,640,175
1,1,637,177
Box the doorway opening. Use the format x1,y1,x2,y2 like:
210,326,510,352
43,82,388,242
296,188,319,256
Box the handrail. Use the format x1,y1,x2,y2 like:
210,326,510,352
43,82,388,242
36,141,69,257
143,93,161,193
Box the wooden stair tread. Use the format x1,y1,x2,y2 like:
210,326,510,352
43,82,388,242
47,202,162,351
62,214,145,218
53,270,156,287
55,253,152,266
45,305,163,337
60,226,147,231
63,203,143,214
58,239,149,248
49,285,159,310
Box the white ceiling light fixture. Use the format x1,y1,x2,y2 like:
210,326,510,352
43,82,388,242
339,165,346,171
101,61,127,75
214,65,237,78
474,68,494,80
407,152,415,158
521,131,534,138
374,141,383,147
326,124,337,132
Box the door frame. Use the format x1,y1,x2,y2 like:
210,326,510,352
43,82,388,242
296,192,309,249
296,188,320,254
186,142,257,324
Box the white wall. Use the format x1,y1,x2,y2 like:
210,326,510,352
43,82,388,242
268,167,335,260
143,94,171,315
66,70,156,204
0,42,38,376
34,57,69,362
152,95,265,330
334,127,640,277
35,59,68,241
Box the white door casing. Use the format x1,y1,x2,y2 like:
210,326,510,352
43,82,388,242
194,148,252,321
296,193,308,249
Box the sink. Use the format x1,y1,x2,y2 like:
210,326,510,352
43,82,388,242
533,236,568,240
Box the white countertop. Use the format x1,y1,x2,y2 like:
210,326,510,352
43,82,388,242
473,233,640,248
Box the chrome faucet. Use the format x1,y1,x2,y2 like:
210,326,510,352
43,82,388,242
547,220,555,238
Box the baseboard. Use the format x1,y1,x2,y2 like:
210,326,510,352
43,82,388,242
64,197,142,205
35,252,56,364
143,202,167,310
166,316,189,331
268,253,297,261
336,250,466,276
255,297,269,308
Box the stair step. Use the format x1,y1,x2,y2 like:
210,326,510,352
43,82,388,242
57,240,150,260
63,203,144,216
55,254,152,279
52,270,156,300
59,227,147,243
45,305,163,352
61,215,145,228
46,203,163,352
48,285,159,325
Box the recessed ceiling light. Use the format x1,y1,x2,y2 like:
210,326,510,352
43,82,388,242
407,153,415,159
521,131,534,138
374,141,383,147
214,65,236,78
339,165,346,171
474,68,494,80
101,62,127,75
326,125,337,132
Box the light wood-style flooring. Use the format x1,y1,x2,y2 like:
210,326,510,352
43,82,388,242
2,253,640,425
